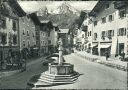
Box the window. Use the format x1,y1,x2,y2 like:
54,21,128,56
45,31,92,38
33,33,35,37
101,31,106,40
13,35,17,45
127,45,128,55
45,33,47,37
45,43,47,46
108,30,114,40
43,32,45,36
90,31,91,36
94,33,97,40
88,32,89,37
12,20,16,31
48,32,50,37
28,41,30,47
94,21,97,26
127,30,128,38
102,17,106,23
105,3,109,9
23,29,25,35
23,41,25,47
118,28,126,36
27,31,29,36
108,15,114,21
119,8,126,18
48,40,51,44
43,41,45,45
1,33,7,45
82,34,84,38
1,19,6,29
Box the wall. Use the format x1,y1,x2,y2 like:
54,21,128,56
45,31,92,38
19,16,36,51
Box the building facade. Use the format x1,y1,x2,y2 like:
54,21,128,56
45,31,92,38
0,1,20,64
89,1,128,58
48,24,59,53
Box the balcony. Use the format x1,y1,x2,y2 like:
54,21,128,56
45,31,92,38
114,1,127,9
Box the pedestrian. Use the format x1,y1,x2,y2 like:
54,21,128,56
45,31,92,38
21,58,26,71
105,51,109,60
121,51,125,61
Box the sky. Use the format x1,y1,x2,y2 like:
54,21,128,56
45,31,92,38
18,1,97,13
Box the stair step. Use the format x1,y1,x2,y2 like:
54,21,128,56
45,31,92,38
40,73,79,80
38,78,77,84
39,76,78,82
41,71,79,78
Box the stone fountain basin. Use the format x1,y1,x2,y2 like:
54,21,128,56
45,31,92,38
48,63,74,75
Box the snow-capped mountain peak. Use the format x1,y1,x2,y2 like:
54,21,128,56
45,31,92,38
51,2,80,15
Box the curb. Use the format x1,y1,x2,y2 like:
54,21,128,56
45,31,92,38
97,60,127,71
0,56,46,78
75,53,127,72
0,69,22,78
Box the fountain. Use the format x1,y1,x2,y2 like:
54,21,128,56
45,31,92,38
27,38,79,88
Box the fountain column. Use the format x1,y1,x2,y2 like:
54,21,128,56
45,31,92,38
58,38,63,65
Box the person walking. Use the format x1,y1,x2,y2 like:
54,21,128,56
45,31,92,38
21,58,26,72
121,50,125,61
105,51,109,60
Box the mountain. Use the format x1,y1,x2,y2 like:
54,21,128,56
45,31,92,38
51,2,80,16
37,2,81,29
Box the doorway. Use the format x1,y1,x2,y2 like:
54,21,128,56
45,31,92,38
118,43,124,55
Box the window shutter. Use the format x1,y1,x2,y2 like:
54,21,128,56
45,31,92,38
112,15,114,21
124,28,126,35
113,30,114,36
117,29,119,36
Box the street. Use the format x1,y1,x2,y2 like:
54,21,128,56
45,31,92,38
34,53,127,89
0,53,127,89
0,57,48,89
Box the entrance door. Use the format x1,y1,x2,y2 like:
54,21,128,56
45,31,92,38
119,43,124,55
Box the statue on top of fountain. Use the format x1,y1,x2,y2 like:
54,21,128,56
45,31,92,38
58,38,64,65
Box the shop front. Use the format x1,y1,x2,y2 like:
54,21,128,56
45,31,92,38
0,46,21,70
98,44,111,56
92,44,98,55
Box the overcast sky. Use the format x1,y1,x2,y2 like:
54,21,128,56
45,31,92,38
18,1,97,13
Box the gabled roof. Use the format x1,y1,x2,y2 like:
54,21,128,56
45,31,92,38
89,0,108,16
7,0,26,17
29,13,40,25
58,29,69,34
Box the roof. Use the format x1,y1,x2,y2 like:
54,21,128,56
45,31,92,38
58,29,69,34
89,1,108,16
7,0,26,17
29,13,40,25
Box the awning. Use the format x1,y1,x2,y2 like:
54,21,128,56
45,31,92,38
98,45,111,48
33,47,39,50
91,44,98,48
